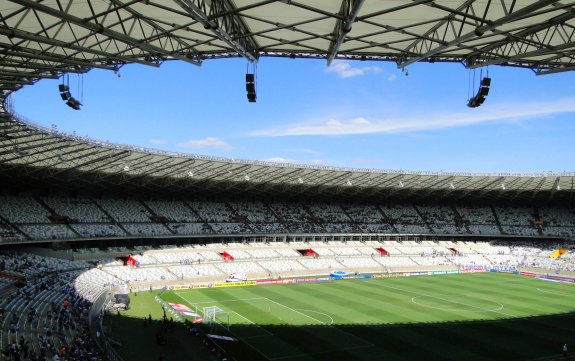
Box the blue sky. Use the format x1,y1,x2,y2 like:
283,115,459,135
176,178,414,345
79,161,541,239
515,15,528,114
12,57,575,173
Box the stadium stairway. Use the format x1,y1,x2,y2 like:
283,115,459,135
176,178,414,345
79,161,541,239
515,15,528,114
89,199,130,236
451,206,472,234
138,201,176,235
301,205,328,233
413,205,435,233
225,202,256,234
532,207,545,236
0,214,30,240
32,196,81,238
339,206,363,233
266,205,291,233
376,206,400,234
490,205,505,235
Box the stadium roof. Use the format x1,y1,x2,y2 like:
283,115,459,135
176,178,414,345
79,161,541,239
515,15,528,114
1,110,573,203
1,0,575,95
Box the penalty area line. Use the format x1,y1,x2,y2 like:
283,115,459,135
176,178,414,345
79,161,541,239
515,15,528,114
263,297,374,347
264,297,326,325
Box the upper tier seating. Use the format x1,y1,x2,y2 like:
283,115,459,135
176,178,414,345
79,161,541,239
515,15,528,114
1,195,574,242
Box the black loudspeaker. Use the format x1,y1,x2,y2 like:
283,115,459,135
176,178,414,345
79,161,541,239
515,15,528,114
468,77,491,108
246,73,256,102
66,98,81,110
478,87,490,96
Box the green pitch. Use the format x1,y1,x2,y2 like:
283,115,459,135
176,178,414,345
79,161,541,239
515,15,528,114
155,273,575,361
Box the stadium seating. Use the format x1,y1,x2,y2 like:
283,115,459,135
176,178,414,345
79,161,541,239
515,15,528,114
1,195,575,243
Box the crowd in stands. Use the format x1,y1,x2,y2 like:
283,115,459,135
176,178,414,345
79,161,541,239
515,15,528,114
1,195,574,243
0,254,102,360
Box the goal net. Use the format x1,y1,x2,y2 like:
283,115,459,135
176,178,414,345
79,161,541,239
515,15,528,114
203,306,229,328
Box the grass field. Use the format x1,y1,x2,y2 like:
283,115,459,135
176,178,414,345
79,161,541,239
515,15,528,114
116,273,575,361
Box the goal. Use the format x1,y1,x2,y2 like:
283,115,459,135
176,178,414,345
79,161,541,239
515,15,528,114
203,306,229,329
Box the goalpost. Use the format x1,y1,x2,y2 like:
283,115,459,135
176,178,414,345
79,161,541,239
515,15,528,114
203,306,230,330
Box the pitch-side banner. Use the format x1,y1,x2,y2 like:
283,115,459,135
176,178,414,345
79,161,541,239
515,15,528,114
213,280,257,288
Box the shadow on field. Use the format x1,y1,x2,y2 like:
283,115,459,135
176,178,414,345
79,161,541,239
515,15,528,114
104,314,224,361
108,311,575,361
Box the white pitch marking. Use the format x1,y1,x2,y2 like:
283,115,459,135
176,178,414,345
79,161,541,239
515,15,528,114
535,287,575,297
294,309,334,325
378,282,515,317
264,298,325,325
411,296,504,313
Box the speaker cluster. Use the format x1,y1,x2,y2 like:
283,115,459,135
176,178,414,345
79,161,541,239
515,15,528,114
246,73,256,103
59,84,81,110
467,77,491,108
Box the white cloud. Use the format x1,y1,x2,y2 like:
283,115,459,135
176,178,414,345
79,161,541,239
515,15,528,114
264,157,329,166
286,148,322,156
325,61,381,78
388,74,397,81
264,157,297,163
149,138,165,145
177,137,234,150
249,97,575,137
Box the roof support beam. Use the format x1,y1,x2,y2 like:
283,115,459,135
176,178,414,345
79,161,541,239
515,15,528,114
398,0,560,69
536,64,575,75
172,0,259,62
0,79,34,85
0,70,58,79
468,40,575,68
0,26,160,68
466,8,575,68
7,0,202,66
0,47,115,71
327,0,365,65
0,61,87,73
